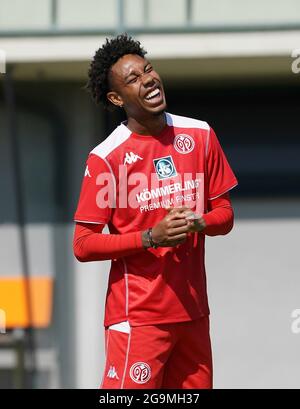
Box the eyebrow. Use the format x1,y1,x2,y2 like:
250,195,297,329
124,62,151,80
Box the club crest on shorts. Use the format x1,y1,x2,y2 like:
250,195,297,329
173,134,195,154
153,155,177,180
129,362,151,384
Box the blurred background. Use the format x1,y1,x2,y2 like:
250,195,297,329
0,0,299,389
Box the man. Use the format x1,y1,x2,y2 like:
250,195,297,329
73,34,238,389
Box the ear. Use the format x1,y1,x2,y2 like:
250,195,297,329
107,91,124,108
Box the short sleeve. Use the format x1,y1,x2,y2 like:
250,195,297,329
74,153,114,224
206,127,238,200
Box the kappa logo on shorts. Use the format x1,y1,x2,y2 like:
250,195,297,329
153,155,177,180
173,134,195,154
129,362,151,384
107,365,119,380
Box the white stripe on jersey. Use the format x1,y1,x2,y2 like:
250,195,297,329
166,112,209,130
91,113,209,160
91,124,131,159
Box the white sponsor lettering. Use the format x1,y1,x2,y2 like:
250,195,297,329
136,178,201,203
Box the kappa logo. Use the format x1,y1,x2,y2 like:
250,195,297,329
173,134,195,154
124,152,143,165
129,362,151,384
107,365,119,380
153,155,177,180
84,165,91,177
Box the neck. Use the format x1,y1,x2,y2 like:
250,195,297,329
126,112,166,136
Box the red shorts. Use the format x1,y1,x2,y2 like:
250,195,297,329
100,316,213,389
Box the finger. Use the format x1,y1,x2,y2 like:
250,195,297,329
168,209,190,220
169,219,188,229
168,213,187,221
165,206,188,213
168,233,187,242
168,206,189,215
168,225,190,236
185,213,201,220
183,211,195,219
186,219,194,228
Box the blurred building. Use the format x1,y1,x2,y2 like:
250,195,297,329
0,0,300,388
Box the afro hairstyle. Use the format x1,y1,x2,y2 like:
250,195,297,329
86,33,147,109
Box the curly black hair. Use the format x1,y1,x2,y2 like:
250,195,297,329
86,33,147,110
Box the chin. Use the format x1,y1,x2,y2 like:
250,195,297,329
151,102,167,116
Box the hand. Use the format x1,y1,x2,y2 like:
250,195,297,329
183,210,206,233
150,206,190,247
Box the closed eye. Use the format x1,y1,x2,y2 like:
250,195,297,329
126,64,153,84
127,76,137,84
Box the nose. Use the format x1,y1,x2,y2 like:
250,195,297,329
141,72,155,87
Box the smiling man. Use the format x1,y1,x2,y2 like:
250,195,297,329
73,34,238,389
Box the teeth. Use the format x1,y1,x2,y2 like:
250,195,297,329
145,89,160,100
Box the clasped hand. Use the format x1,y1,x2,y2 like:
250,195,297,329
150,206,206,248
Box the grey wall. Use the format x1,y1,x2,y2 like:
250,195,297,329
207,199,300,389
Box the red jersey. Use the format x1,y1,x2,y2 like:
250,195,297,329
74,113,238,327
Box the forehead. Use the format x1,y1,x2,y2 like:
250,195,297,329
110,54,148,80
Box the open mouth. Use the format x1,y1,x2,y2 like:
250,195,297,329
144,87,163,105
